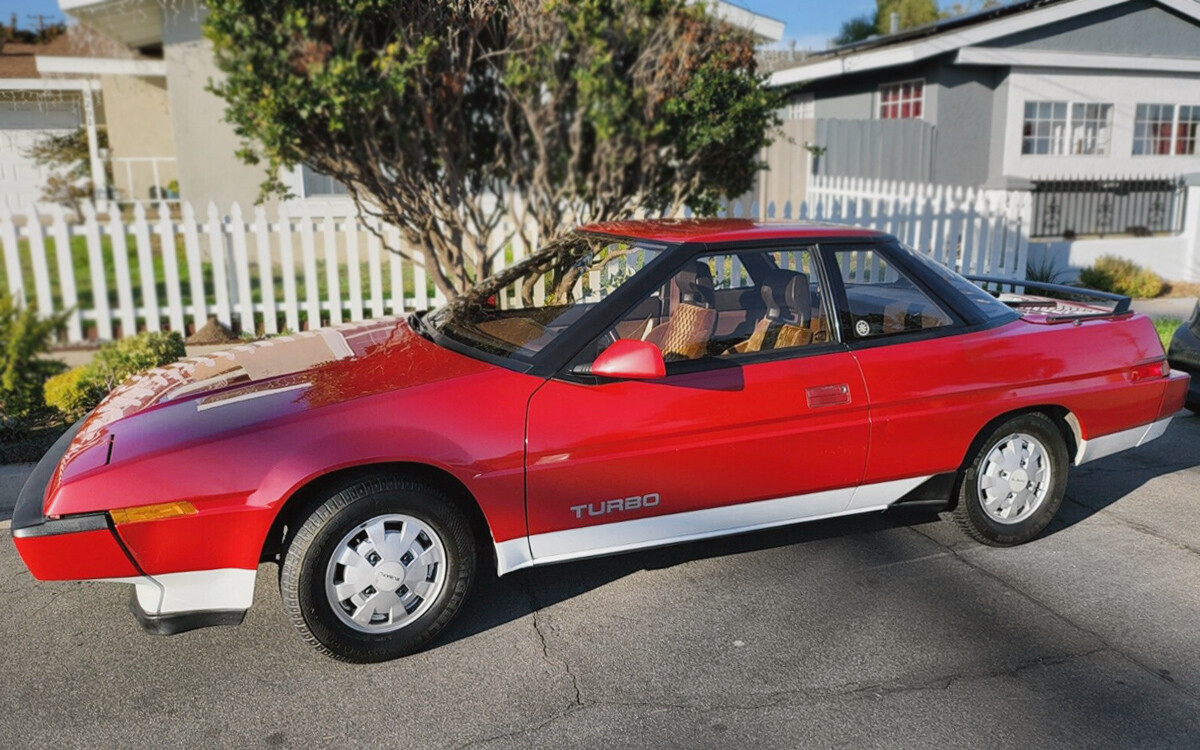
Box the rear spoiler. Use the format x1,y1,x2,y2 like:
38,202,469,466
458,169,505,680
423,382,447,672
964,275,1132,317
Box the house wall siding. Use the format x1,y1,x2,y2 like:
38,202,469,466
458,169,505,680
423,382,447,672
802,59,1000,186
927,63,1001,186
100,74,177,202
162,10,273,210
1000,67,1200,180
980,0,1200,58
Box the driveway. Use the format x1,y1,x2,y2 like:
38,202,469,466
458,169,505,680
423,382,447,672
1,415,1198,748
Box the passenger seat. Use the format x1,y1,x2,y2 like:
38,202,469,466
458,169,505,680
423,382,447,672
733,271,816,354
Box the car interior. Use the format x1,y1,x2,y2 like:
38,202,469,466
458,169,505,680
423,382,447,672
831,249,953,337
596,249,834,364
458,245,954,366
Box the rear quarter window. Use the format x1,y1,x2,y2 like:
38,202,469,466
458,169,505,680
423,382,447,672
895,243,1017,323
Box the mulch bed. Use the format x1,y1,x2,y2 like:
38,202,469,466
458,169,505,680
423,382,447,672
0,413,70,465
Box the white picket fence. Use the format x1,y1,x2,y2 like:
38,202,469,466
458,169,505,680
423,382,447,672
0,178,1030,343
747,174,1032,280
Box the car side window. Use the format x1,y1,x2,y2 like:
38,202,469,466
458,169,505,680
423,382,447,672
586,248,834,367
830,247,953,339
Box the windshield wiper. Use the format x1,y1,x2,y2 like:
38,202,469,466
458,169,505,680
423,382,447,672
408,311,436,342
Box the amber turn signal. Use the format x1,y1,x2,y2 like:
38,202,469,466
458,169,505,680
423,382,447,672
109,501,197,525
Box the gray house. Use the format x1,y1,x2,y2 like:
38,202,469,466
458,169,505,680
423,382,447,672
765,0,1200,201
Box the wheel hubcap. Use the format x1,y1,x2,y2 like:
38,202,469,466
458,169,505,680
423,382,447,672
324,514,447,633
977,432,1052,525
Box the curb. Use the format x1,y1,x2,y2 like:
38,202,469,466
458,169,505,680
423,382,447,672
0,519,10,531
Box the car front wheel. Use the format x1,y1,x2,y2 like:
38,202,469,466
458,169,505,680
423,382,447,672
280,475,476,662
949,413,1069,546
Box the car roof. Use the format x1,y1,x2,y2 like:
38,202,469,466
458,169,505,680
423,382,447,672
574,219,889,245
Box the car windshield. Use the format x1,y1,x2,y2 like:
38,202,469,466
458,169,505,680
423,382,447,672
423,232,667,362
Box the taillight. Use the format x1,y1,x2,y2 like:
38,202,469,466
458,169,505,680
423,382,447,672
1130,360,1170,382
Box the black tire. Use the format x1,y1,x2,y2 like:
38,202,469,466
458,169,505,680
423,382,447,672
280,474,476,663
949,412,1069,546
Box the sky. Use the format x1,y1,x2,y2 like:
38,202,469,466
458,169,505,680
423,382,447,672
2,0,871,47
0,0,875,49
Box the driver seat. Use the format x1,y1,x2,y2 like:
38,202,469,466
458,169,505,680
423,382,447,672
643,262,717,362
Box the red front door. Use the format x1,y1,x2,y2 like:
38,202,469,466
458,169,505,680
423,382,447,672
523,352,870,562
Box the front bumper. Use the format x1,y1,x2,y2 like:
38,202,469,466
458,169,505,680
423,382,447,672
10,419,140,581
10,420,253,635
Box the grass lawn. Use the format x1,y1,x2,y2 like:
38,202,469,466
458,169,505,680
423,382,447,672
1153,317,1183,351
0,234,433,335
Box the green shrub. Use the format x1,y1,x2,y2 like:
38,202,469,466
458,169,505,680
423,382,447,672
43,367,106,423
0,295,67,419
1079,255,1165,299
44,332,186,421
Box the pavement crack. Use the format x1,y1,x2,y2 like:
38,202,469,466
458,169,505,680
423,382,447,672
448,580,585,750
909,525,1200,704
450,706,580,750
515,577,584,709
1064,494,1200,558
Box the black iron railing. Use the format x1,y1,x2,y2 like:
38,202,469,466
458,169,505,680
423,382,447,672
1030,176,1184,239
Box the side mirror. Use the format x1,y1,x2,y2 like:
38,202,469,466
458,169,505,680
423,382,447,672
587,339,666,380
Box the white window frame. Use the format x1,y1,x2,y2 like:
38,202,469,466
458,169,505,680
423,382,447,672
781,92,814,121
877,79,925,120
296,164,349,198
1133,103,1200,156
1020,100,1113,157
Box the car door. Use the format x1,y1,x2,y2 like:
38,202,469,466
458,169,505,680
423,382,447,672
822,242,977,489
523,246,872,564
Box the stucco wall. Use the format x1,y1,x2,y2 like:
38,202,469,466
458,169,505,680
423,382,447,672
162,9,272,210
926,63,1002,187
100,74,177,201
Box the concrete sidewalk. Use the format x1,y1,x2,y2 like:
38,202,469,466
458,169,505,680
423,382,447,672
1131,297,1196,319
0,462,35,525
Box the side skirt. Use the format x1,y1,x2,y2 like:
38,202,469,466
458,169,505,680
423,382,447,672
1075,416,1172,465
495,475,931,576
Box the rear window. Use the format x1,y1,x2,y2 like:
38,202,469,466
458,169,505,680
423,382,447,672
895,243,1017,322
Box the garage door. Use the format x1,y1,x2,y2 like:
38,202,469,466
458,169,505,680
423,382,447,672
0,100,82,212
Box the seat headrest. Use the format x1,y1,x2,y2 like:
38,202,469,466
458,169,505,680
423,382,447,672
760,270,812,325
675,261,715,307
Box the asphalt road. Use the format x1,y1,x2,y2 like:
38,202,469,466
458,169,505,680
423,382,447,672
2,414,1199,749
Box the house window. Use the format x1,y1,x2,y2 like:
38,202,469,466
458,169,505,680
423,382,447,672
300,164,349,197
1069,103,1112,155
878,80,923,119
1133,104,1176,155
1021,101,1068,155
782,93,814,121
1174,105,1199,156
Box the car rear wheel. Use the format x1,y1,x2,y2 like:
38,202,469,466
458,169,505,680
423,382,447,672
949,413,1068,546
280,475,476,662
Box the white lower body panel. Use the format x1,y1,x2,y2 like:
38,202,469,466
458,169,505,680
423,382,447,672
1075,416,1173,465
95,568,257,616
495,475,930,576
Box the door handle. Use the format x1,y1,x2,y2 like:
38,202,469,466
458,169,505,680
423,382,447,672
806,383,851,408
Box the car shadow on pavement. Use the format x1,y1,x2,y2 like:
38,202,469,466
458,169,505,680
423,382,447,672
427,493,1200,745
1041,412,1200,539
439,508,943,647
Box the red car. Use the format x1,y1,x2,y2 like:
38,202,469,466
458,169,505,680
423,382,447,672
11,221,1189,662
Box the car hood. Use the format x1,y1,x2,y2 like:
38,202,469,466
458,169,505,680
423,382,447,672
53,316,496,488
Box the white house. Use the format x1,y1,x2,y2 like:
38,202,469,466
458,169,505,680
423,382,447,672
48,0,783,216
